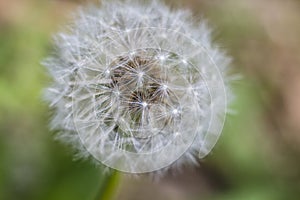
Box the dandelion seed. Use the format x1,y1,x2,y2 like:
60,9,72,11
162,84,168,90
182,59,188,65
141,101,148,108
159,55,166,61
172,109,179,115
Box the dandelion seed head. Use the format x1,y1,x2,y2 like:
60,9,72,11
43,0,234,174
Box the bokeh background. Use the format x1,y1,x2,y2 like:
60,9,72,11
1,0,300,199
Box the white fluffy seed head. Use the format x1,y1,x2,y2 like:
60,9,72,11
43,0,233,174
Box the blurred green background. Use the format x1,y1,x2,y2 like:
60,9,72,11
1,0,300,199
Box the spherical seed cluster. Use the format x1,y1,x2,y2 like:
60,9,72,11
43,0,233,173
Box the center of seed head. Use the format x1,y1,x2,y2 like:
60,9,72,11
104,49,182,140
110,53,162,107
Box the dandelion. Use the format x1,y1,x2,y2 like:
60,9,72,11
43,0,233,173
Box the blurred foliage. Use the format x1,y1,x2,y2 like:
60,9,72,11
1,0,300,200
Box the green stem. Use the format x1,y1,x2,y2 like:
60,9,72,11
95,171,121,200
